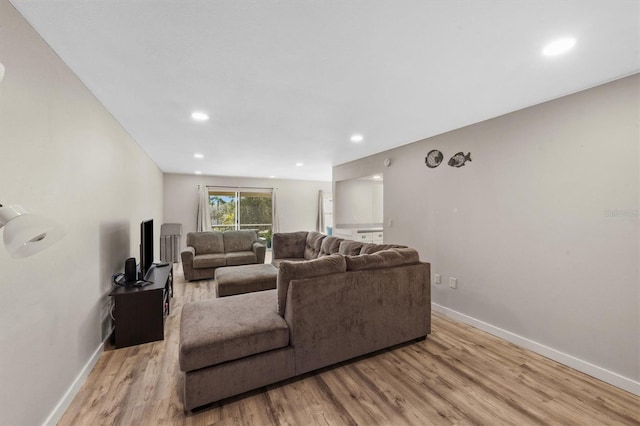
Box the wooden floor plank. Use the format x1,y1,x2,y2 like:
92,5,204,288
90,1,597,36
58,265,640,425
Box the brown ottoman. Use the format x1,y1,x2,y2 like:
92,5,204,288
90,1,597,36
215,263,278,297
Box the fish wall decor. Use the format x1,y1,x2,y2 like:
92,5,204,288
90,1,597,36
448,152,472,167
425,149,443,168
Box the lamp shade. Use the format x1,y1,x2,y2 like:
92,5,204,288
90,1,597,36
0,205,65,258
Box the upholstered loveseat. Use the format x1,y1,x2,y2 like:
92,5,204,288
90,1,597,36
179,233,430,411
181,230,266,281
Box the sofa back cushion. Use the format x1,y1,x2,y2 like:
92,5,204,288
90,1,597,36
187,232,224,255
304,231,326,260
272,231,308,259
345,248,420,271
223,229,257,253
338,240,365,256
359,243,408,254
318,236,344,257
277,254,346,316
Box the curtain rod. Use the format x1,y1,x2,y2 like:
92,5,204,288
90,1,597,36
205,185,276,191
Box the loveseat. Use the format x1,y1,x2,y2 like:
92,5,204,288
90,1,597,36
179,234,430,411
181,230,266,281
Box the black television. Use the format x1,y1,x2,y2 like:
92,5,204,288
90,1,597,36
139,219,154,280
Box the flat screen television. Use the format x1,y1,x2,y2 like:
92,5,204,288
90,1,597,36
139,219,154,279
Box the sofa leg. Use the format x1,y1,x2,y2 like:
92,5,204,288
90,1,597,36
415,335,426,342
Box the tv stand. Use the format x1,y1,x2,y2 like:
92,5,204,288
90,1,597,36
110,264,173,348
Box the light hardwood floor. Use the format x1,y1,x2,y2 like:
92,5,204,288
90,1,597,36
60,266,640,425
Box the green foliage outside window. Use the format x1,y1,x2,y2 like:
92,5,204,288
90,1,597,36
208,190,273,247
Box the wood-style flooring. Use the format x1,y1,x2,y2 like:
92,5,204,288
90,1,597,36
59,266,640,425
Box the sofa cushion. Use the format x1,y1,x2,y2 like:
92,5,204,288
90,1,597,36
338,240,365,256
226,251,258,266
318,236,344,257
193,253,227,269
359,243,408,254
345,248,420,271
273,231,308,259
277,254,346,316
224,229,258,253
179,290,289,372
188,232,224,255
304,231,326,260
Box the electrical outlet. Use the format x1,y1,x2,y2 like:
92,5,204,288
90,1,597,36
449,277,457,289
434,273,441,284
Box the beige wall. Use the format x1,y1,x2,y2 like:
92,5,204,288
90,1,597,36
335,74,640,391
0,2,164,424
163,173,331,249
334,179,384,226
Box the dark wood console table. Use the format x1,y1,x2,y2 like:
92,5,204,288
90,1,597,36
110,264,173,348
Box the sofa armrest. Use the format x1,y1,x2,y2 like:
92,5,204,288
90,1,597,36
252,241,266,264
181,247,196,281
181,246,195,260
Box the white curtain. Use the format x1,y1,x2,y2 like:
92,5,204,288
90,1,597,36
272,188,280,233
316,190,325,233
196,185,212,232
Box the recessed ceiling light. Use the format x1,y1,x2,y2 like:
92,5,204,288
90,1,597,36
194,170,202,175
269,175,276,179
350,134,364,143
542,37,576,56
372,175,382,180
191,111,209,121
194,153,204,159
296,162,304,167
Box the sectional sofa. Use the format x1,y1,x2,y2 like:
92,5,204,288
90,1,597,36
270,230,408,267
179,231,431,411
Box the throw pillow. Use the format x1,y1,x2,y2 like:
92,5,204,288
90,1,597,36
338,240,365,256
303,231,326,260
318,236,344,257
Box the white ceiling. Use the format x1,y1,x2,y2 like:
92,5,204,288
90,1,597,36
10,0,639,181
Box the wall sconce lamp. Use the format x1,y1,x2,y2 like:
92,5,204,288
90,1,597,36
0,204,65,258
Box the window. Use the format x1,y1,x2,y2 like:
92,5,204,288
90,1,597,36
208,188,273,247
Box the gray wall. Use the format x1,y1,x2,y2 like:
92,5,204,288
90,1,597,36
335,179,384,226
163,173,331,249
0,2,164,424
334,74,639,390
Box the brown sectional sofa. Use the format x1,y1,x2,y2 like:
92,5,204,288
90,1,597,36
271,230,407,267
179,231,431,411
181,230,266,281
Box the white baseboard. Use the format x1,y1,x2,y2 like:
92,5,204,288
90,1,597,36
432,303,640,396
42,340,105,426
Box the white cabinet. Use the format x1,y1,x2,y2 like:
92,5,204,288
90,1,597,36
333,228,383,244
372,232,384,244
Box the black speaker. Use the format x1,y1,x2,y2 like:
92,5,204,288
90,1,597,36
124,257,137,283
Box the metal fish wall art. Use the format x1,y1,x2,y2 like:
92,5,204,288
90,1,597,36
448,152,472,168
425,149,444,168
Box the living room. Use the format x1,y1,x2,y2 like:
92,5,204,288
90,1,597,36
1,1,638,425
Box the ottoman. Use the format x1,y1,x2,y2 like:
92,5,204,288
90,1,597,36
215,263,278,297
